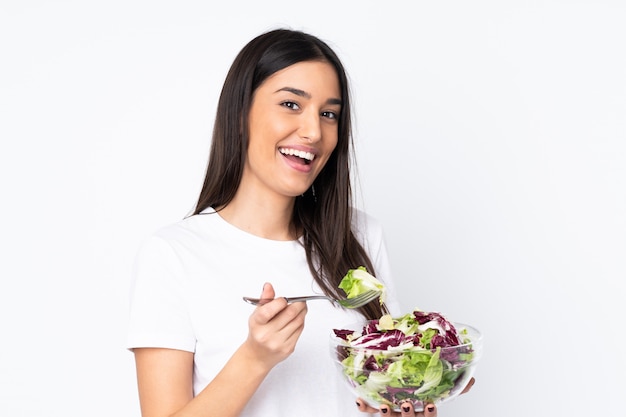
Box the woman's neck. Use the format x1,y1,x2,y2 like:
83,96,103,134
217,193,297,241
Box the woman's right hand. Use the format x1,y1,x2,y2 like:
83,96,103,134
245,282,307,369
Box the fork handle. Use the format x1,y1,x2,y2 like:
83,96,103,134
284,295,329,303
242,295,328,305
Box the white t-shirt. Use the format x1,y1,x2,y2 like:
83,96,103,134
127,207,400,417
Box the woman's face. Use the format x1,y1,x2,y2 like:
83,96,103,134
243,60,341,201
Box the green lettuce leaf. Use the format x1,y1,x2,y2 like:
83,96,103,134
339,266,386,303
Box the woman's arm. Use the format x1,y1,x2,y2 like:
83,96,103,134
134,348,194,417
133,283,307,417
134,343,273,417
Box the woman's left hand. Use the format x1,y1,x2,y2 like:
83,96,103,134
355,377,475,416
355,400,436,417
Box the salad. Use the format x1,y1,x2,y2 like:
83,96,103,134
339,266,387,305
332,267,478,410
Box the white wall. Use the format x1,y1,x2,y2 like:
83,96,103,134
1,1,624,416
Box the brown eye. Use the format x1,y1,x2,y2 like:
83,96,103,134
322,111,338,120
281,101,300,110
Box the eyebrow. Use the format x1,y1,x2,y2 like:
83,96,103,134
275,87,342,106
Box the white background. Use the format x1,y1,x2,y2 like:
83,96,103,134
1,1,624,416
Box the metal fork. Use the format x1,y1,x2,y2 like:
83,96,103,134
242,289,381,309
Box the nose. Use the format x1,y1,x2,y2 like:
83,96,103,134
298,110,322,143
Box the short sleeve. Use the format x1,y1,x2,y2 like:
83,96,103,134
126,234,196,352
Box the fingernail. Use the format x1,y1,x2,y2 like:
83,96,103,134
402,405,411,412
355,401,361,407
380,406,389,414
428,406,435,412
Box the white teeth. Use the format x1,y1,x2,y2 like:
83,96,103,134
279,148,315,161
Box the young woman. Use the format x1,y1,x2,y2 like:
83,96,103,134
127,28,472,417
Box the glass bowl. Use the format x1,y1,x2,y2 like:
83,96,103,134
330,319,482,412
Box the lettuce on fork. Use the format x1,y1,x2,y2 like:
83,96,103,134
338,266,386,304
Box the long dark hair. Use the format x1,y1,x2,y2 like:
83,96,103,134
193,29,386,320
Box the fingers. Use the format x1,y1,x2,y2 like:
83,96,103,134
251,284,306,331
260,282,275,301
355,398,382,414
250,299,307,343
246,283,307,367
418,403,437,417
404,402,436,417
378,403,392,415
354,399,438,417
399,401,414,417
251,282,295,325
461,377,476,394
355,398,372,413
355,377,470,416
354,398,415,416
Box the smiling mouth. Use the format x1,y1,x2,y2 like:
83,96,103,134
279,147,315,165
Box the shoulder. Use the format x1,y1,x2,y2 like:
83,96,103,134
351,207,384,234
351,208,386,248
135,215,209,258
145,211,221,244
